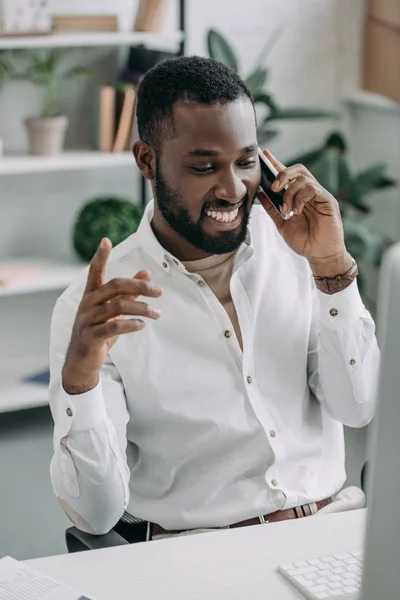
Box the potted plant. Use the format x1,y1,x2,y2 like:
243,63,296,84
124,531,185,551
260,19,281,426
73,197,144,262
14,49,88,156
207,29,335,145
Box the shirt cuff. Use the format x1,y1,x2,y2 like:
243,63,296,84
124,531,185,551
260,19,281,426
61,379,107,432
317,280,366,329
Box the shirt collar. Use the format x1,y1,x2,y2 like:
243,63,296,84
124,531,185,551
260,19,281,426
136,200,254,273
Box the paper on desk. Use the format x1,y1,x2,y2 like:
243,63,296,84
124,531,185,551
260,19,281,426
0,556,96,600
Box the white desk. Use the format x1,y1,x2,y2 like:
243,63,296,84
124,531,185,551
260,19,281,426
26,510,366,600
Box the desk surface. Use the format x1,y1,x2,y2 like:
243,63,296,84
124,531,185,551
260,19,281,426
26,510,366,600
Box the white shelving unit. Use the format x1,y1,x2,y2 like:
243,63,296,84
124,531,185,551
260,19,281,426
0,31,184,50
0,15,186,413
0,259,85,297
0,356,51,413
0,151,135,175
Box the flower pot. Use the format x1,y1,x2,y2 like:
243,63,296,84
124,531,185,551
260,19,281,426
24,115,69,156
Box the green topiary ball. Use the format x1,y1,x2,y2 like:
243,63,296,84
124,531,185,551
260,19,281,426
73,197,144,262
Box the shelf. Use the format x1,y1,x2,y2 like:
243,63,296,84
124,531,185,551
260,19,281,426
0,356,49,413
0,30,184,50
345,90,400,114
0,258,85,297
0,151,136,175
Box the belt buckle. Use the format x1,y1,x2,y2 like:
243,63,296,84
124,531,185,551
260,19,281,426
259,514,269,524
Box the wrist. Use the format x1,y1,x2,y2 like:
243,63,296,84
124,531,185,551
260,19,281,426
309,251,354,278
62,362,99,396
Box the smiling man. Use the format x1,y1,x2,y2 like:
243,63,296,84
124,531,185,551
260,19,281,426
49,56,380,543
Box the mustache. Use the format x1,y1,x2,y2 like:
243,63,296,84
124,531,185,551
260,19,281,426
204,193,249,212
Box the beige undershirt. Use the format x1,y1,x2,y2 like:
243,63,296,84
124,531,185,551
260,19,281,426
183,251,243,350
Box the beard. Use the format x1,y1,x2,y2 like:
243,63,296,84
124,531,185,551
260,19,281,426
154,165,253,255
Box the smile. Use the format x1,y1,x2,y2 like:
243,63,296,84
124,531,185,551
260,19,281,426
204,201,243,223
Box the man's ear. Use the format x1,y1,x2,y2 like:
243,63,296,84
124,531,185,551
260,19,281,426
133,140,156,181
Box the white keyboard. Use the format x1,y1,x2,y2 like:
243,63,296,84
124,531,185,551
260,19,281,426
278,551,363,599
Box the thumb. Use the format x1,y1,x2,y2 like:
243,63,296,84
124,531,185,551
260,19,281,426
133,269,152,282
257,188,284,231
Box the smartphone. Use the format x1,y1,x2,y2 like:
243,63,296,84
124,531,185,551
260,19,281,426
258,148,294,220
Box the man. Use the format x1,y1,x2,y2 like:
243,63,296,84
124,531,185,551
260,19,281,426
49,56,379,543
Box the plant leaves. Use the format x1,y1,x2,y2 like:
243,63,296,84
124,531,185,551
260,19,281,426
245,67,267,95
253,92,277,112
257,128,279,145
265,107,335,122
286,146,325,168
324,131,347,152
64,66,89,79
207,29,238,72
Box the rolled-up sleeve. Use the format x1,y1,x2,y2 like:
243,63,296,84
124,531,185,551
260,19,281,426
307,280,380,427
49,297,131,535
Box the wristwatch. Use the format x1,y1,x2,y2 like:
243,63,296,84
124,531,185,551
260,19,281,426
314,260,358,295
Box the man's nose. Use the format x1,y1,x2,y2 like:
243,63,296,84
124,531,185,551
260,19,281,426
214,171,247,204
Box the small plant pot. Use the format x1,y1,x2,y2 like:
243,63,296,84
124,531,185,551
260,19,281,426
24,115,69,156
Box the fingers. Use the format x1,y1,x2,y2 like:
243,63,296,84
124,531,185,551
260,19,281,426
85,238,113,294
272,163,317,195
282,176,317,214
134,269,152,282
262,148,286,172
91,318,147,341
89,299,161,325
87,277,163,306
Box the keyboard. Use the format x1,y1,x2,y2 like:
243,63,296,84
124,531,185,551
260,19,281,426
278,551,363,599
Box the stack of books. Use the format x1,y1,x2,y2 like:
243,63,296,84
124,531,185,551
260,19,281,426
98,85,137,153
52,14,119,32
133,0,170,32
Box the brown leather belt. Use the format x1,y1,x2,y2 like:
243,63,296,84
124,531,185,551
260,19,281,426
150,497,332,539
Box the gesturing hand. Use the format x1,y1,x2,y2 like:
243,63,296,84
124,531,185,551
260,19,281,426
62,238,163,394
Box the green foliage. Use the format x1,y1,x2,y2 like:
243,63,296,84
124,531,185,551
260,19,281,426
0,49,88,117
288,131,397,269
206,29,335,145
73,198,144,262
0,52,11,89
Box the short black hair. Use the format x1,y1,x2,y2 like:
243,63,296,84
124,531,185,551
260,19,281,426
136,55,254,150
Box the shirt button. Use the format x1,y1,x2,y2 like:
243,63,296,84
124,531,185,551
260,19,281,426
66,408,73,417
224,330,232,338
269,430,276,438
162,262,168,269
247,375,253,384
271,479,278,487
330,308,338,317
198,280,205,287
350,359,357,366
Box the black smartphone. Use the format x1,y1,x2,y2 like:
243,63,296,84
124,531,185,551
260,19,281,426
258,148,293,220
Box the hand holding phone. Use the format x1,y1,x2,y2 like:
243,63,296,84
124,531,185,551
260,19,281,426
258,148,294,220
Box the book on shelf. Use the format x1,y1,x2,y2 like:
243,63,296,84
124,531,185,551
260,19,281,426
0,262,39,287
52,14,119,32
23,369,50,386
98,84,137,153
99,86,116,152
133,0,170,32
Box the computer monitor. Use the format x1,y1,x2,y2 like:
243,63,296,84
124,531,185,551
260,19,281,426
362,242,400,599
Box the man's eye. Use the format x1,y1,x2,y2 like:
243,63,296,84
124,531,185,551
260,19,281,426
190,166,215,173
237,160,257,168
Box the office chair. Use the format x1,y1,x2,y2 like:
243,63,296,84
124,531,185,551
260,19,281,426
65,512,147,552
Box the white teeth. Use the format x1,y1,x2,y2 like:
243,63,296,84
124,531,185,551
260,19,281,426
205,206,240,223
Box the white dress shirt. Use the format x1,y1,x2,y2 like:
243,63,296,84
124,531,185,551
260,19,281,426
49,202,380,535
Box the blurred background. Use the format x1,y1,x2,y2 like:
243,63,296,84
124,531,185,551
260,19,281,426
0,0,398,560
